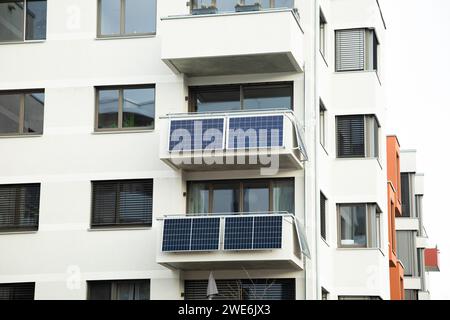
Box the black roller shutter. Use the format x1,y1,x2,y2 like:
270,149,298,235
336,115,365,158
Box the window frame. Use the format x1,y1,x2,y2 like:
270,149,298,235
0,0,47,43
94,84,156,132
319,99,327,149
187,178,294,215
0,183,41,232
335,114,380,159
90,179,153,229
97,0,157,38
0,89,45,136
320,192,327,240
319,9,327,60
87,279,150,300
188,82,294,113
335,28,379,73
337,203,381,249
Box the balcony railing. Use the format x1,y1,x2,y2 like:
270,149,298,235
159,110,307,171
156,213,309,270
190,0,295,15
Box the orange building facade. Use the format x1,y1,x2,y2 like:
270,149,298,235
386,136,405,300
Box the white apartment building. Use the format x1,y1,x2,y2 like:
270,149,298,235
396,150,438,300
0,0,390,300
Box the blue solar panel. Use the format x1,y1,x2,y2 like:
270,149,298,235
224,216,283,250
253,216,282,249
162,217,220,252
162,219,191,252
191,218,220,251
228,116,284,149
169,118,225,151
224,217,254,250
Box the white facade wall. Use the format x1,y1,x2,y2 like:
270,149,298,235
0,0,390,300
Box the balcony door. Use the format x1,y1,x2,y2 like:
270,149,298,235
187,178,294,215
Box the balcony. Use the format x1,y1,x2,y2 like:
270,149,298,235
156,213,308,271
160,9,304,76
159,110,307,171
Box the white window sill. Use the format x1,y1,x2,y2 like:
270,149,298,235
0,134,43,139
0,40,45,46
87,227,152,232
92,129,154,135
95,34,156,41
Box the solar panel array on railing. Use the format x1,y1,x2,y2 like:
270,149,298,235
169,118,225,151
228,115,284,149
224,215,283,250
162,218,220,252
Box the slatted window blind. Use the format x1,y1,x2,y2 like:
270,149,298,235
91,180,153,227
336,29,365,71
336,115,365,158
88,280,150,300
397,230,418,276
0,184,40,231
184,279,295,300
0,283,35,300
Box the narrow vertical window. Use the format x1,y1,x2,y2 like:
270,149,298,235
319,9,327,58
319,100,326,148
320,192,327,240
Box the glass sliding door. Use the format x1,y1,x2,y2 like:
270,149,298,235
187,179,294,215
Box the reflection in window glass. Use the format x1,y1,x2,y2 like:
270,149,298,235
272,180,294,214
195,87,241,112
188,183,209,214
25,0,47,40
340,204,367,247
123,87,155,128
212,185,239,214
215,0,238,12
98,89,119,129
273,0,294,8
125,0,156,34
0,94,20,134
24,92,44,134
100,0,120,35
243,85,292,110
0,1,24,42
244,184,269,213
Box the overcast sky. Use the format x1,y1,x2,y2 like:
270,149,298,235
379,0,448,299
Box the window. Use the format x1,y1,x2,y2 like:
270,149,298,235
336,115,379,158
98,0,157,37
96,85,155,131
188,179,294,215
400,173,415,218
320,192,327,240
335,28,379,72
184,279,295,300
397,230,418,276
0,184,40,231
189,82,293,113
337,203,381,248
91,179,153,228
88,280,150,300
319,100,326,148
319,9,327,58
0,0,47,42
0,283,35,300
0,90,44,135
338,296,381,300
404,289,418,301
321,288,329,300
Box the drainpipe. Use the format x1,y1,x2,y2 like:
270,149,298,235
313,0,320,300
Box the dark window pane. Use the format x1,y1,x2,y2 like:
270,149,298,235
0,184,40,230
243,84,292,110
243,182,269,213
0,283,35,300
193,86,241,112
401,173,410,217
24,92,44,134
336,115,365,157
118,181,153,224
98,89,119,129
212,184,239,214
123,87,155,128
0,93,20,134
272,179,294,214
92,182,118,226
0,1,24,41
100,0,120,35
116,281,134,300
125,0,156,34
25,0,47,40
340,204,366,247
134,280,150,300
320,193,326,239
88,282,111,300
188,183,209,214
